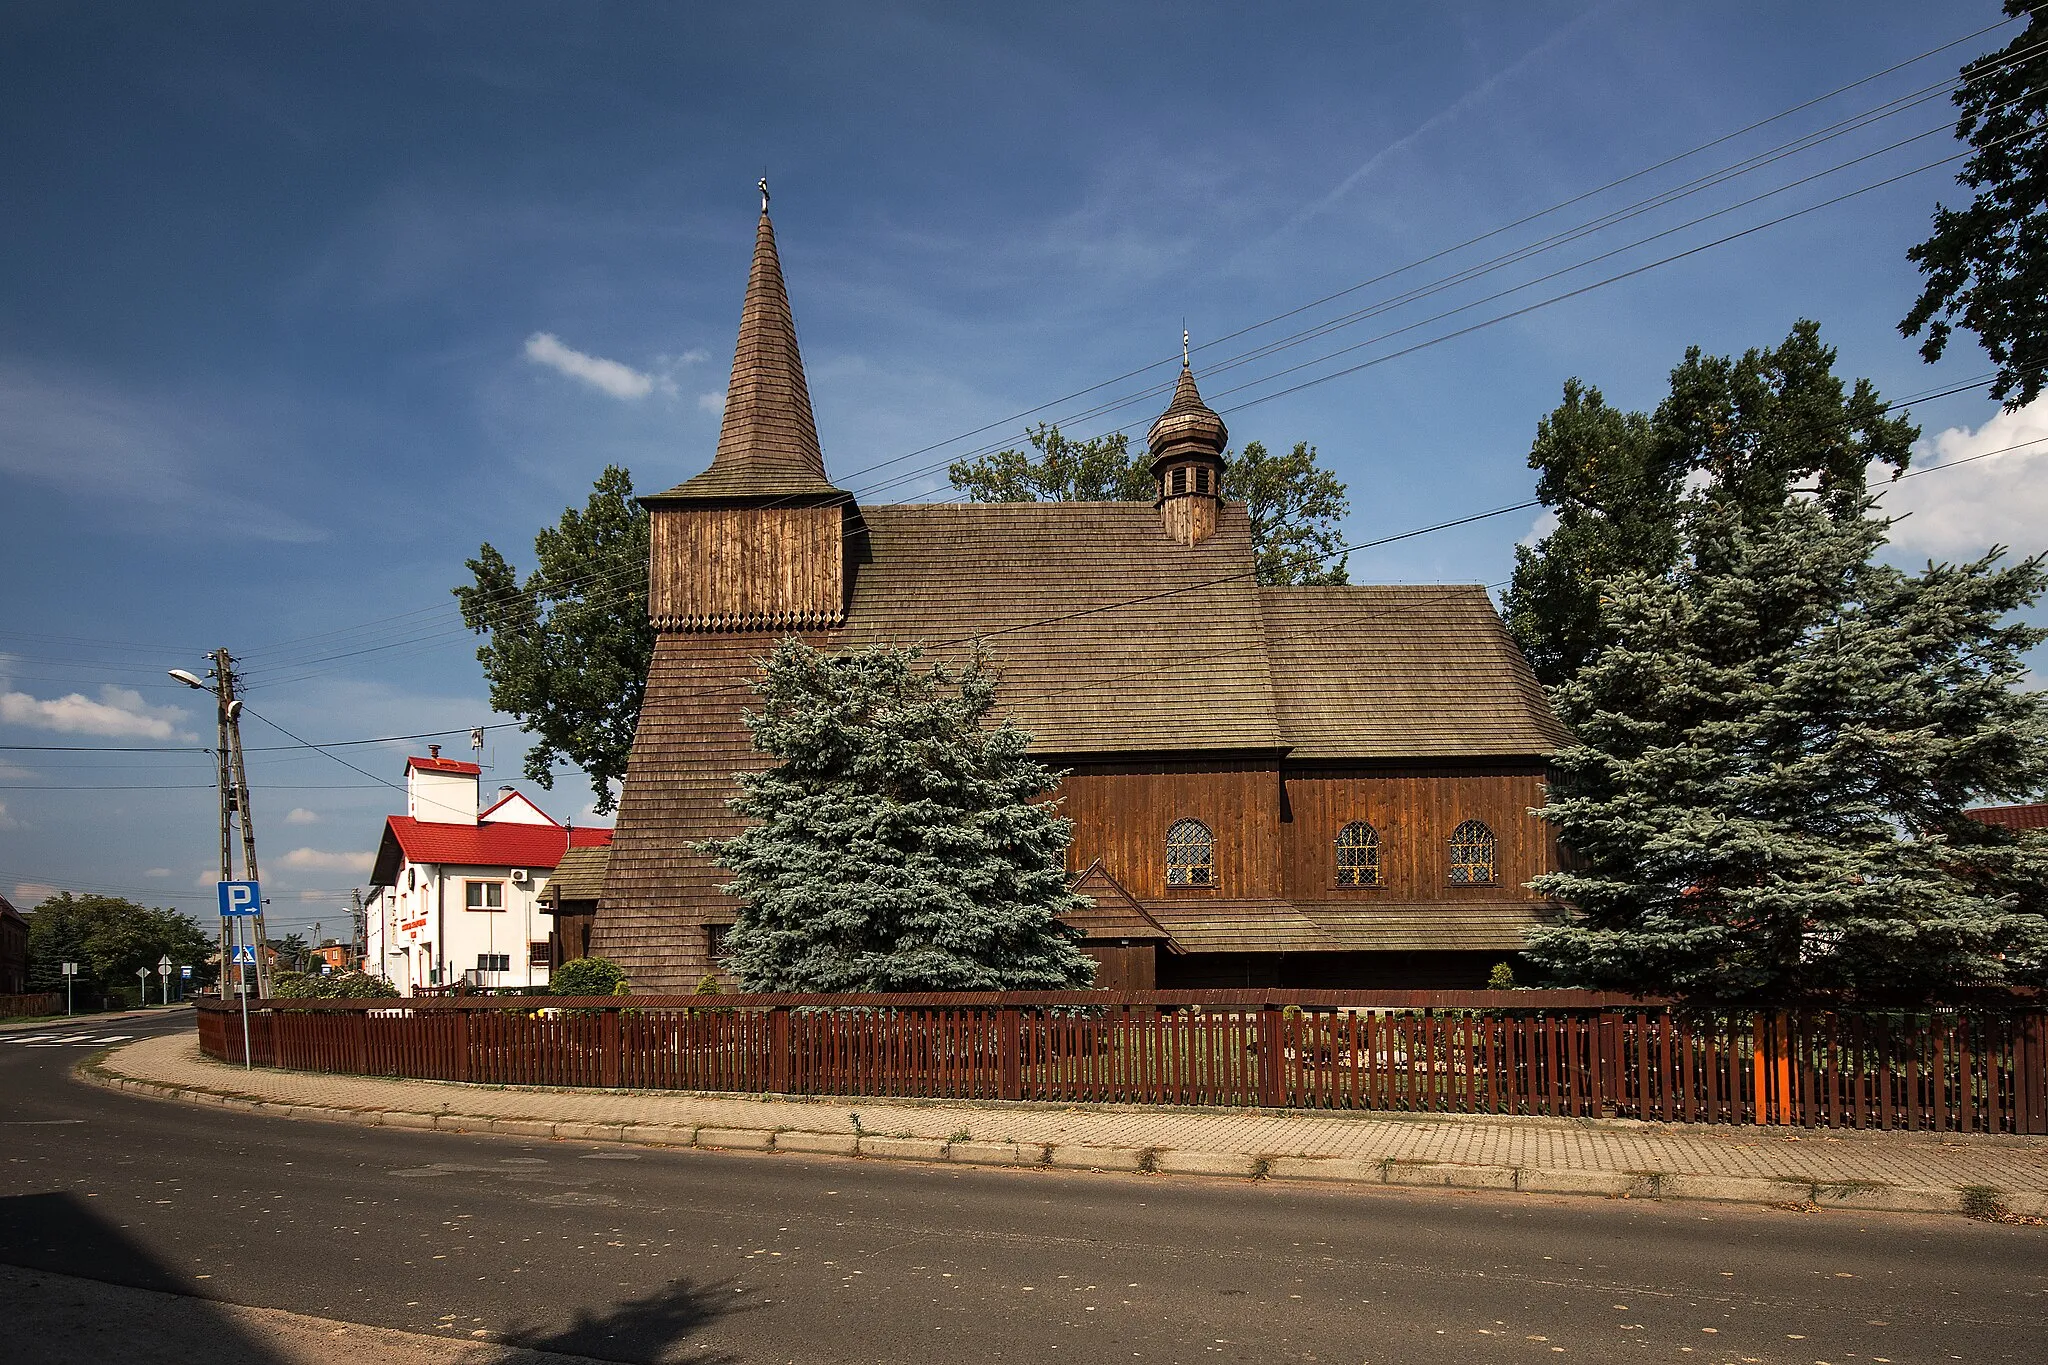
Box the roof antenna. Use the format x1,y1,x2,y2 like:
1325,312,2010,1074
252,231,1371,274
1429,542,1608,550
759,175,770,213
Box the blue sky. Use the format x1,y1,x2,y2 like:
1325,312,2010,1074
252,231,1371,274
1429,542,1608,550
4,1,2043,935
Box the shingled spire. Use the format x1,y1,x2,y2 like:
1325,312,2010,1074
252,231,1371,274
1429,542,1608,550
1148,357,1228,546
641,190,854,631
655,190,841,500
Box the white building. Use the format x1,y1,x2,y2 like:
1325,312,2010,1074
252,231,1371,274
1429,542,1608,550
366,748,612,995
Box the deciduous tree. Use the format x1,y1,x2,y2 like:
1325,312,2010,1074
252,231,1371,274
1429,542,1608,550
1902,2,2048,408
455,465,652,813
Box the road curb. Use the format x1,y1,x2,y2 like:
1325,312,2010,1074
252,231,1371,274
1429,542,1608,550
76,1052,2024,1221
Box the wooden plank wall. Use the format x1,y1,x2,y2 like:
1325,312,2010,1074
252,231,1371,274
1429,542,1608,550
1057,760,1558,903
648,504,845,629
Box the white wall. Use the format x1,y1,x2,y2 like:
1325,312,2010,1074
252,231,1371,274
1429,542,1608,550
377,858,551,994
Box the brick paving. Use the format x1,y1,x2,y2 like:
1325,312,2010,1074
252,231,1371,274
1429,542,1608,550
92,1032,2048,1201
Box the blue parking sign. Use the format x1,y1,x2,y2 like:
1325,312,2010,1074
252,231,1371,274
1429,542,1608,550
217,880,261,918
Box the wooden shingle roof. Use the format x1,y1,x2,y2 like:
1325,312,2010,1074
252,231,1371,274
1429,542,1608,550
649,209,843,503
836,501,1284,755
540,844,612,905
1260,585,1570,759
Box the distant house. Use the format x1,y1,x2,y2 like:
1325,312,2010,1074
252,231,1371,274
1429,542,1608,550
0,895,27,995
366,746,612,995
1969,803,2048,832
538,843,611,968
309,940,354,973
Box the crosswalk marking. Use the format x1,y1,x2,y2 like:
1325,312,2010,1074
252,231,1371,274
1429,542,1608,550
3,1031,136,1046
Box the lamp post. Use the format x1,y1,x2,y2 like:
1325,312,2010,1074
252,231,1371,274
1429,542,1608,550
170,652,272,999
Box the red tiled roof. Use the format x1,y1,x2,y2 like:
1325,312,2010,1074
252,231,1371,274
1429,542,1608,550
372,817,613,884
1968,803,2048,831
407,755,482,776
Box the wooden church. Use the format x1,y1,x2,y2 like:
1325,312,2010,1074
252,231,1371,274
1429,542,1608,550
594,200,1572,993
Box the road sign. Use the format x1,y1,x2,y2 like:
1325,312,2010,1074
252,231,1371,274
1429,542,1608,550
231,942,257,965
180,965,192,979
157,955,172,976
60,962,77,976
218,881,261,918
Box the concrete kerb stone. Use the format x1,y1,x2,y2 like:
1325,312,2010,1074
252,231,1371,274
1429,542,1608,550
73,1045,2038,1222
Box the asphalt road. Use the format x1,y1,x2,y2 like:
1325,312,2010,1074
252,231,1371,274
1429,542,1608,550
3,1012,2045,1364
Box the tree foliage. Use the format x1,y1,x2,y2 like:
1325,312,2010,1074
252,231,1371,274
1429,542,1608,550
25,893,214,1000
271,969,398,999
946,424,1154,502
455,465,652,814
1504,322,1914,685
1521,332,2048,1005
947,425,1351,585
704,639,1096,993
1902,2,2048,408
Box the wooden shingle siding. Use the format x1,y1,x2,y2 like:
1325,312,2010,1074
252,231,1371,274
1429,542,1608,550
648,504,846,630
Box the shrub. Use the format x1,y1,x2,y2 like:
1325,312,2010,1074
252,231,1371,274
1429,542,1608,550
1487,961,1517,991
322,971,399,999
550,957,625,997
269,971,319,999
693,973,721,995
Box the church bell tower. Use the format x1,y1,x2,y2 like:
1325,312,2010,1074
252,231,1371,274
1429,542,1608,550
1147,353,1228,547
641,182,854,630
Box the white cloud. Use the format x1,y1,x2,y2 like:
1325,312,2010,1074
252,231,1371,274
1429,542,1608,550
0,683,190,739
284,807,319,825
145,868,172,878
697,389,726,415
523,332,667,399
1518,508,1559,550
1878,398,2048,559
12,883,61,906
0,802,16,831
279,847,374,874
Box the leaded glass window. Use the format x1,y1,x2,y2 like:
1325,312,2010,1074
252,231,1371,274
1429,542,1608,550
1448,820,1497,885
1165,818,1214,887
1335,821,1380,886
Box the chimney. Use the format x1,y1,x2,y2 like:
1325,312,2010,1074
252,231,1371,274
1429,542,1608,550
429,743,441,759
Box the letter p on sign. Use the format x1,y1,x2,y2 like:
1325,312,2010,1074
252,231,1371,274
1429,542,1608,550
218,881,261,918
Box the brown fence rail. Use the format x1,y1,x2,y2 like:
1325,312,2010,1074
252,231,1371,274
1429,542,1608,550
0,992,63,1019
195,990,2048,1134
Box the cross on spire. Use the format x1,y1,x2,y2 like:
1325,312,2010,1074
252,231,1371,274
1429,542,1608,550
759,176,770,213
1183,327,1190,369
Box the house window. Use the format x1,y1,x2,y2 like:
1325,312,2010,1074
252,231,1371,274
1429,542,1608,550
1448,820,1498,885
464,880,504,911
528,941,550,967
1335,821,1381,887
476,953,510,974
1165,819,1215,888
707,923,731,961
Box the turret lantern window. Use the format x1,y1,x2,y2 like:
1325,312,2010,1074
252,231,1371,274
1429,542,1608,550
1171,467,1188,495
1195,467,1211,493
1335,821,1380,886
1165,818,1215,887
1447,820,1498,885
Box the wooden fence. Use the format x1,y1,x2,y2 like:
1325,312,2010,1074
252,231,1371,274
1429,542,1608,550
195,990,2048,1134
0,992,62,1019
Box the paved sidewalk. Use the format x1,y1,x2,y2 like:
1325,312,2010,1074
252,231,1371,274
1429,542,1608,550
87,1031,2048,1220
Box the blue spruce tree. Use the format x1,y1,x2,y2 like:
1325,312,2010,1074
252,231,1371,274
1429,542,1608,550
1524,325,2048,1003
703,639,1096,993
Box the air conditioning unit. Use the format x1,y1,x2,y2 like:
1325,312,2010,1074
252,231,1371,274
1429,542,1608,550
509,868,529,885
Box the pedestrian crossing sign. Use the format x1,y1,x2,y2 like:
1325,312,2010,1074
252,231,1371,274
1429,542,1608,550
231,943,257,965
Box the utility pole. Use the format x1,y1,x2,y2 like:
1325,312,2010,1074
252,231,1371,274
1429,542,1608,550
174,649,273,1000
349,888,366,971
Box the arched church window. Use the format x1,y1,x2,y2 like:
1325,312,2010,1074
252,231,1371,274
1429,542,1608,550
1448,820,1497,885
1335,821,1380,886
1165,818,1214,887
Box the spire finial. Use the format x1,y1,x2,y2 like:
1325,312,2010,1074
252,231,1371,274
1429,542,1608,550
1182,326,1190,369
759,176,770,213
